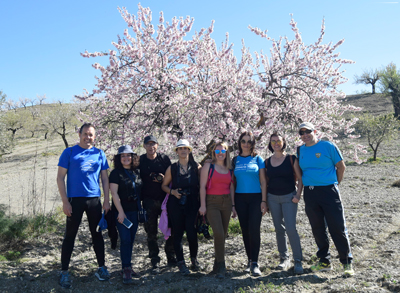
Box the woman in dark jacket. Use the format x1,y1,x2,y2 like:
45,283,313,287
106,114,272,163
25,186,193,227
161,139,202,275
109,145,142,284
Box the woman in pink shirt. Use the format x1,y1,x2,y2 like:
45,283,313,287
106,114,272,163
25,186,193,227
199,142,235,278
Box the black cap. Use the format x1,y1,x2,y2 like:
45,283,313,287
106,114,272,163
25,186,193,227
144,135,158,144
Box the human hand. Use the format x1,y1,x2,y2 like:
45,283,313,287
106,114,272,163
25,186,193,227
199,206,207,216
292,195,301,204
103,201,111,213
117,212,126,224
261,201,269,216
172,189,182,199
231,206,237,218
63,201,72,217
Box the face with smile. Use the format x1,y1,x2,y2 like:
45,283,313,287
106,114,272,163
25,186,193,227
300,128,317,146
214,145,227,163
78,126,95,149
270,135,284,153
144,141,158,156
120,153,133,169
240,135,253,153
176,147,190,159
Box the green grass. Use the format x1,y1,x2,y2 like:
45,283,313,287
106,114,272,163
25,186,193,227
228,218,242,235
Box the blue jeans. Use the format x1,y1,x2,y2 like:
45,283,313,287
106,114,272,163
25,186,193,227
115,211,139,268
267,191,303,262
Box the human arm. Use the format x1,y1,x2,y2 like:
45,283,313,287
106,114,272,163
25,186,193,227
199,163,210,216
259,168,268,216
161,166,182,199
230,176,237,218
110,183,126,224
57,166,72,217
292,157,303,203
100,169,111,213
335,160,346,184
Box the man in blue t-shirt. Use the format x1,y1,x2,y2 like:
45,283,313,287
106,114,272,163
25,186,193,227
297,122,354,277
56,123,110,289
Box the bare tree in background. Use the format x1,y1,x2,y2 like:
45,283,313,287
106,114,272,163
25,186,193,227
354,68,380,94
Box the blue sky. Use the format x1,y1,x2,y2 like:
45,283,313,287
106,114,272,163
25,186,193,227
1,0,399,103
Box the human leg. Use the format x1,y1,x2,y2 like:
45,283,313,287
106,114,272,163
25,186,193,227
234,193,251,261
143,198,161,265
280,192,303,262
61,197,86,271
85,197,105,268
320,185,353,265
115,211,139,269
267,193,289,262
247,193,262,263
304,187,331,265
206,195,226,264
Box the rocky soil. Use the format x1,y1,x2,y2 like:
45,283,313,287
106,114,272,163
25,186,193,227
0,94,399,292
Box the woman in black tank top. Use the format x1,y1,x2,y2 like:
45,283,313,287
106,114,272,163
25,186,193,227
161,139,202,275
265,132,304,275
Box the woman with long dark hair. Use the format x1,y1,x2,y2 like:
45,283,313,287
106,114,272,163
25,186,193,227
265,132,304,274
161,139,202,275
109,145,142,284
199,142,234,278
231,131,267,276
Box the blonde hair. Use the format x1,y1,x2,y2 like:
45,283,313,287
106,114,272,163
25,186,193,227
211,142,231,169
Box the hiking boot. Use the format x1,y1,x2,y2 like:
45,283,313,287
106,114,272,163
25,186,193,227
122,267,133,284
59,271,72,289
294,260,304,275
343,263,355,277
244,260,252,273
167,257,178,267
276,259,291,271
177,260,190,275
190,258,203,271
310,261,332,272
95,266,110,281
151,263,160,275
250,262,262,277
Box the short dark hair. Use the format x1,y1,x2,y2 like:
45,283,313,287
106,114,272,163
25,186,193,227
237,131,257,157
268,132,287,153
79,123,95,133
113,153,138,170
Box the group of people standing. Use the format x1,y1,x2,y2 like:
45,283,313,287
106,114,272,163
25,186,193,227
56,122,354,288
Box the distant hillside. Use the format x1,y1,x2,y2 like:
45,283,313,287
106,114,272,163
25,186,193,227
340,93,394,115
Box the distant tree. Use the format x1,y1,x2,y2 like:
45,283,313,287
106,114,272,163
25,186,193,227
37,94,47,105
355,113,400,161
354,68,380,94
41,102,80,148
0,91,12,154
379,62,400,118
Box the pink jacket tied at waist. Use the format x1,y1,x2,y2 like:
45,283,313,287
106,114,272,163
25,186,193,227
159,192,171,240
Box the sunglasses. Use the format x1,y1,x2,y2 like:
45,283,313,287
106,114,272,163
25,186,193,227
270,140,282,145
215,149,227,154
240,139,253,144
299,129,313,135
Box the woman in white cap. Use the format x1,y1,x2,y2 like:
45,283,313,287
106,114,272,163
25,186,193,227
161,139,202,275
109,145,142,284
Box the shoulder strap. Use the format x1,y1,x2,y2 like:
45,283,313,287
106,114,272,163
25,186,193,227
206,164,215,189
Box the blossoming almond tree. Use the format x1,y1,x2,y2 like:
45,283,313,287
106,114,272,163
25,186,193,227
77,4,365,162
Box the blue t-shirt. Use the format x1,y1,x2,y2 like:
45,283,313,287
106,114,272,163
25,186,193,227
58,145,109,198
233,155,265,193
298,140,343,186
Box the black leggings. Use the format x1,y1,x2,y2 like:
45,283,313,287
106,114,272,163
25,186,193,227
167,203,198,262
61,197,105,271
234,193,262,263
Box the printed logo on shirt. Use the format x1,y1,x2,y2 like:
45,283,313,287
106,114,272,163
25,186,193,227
82,160,95,172
315,153,321,158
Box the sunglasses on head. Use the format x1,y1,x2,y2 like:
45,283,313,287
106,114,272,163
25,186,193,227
299,129,313,135
215,149,227,154
240,139,253,144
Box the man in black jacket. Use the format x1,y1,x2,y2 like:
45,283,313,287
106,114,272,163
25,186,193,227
139,135,176,274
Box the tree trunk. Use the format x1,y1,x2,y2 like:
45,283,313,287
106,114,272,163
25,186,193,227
392,94,400,118
372,83,375,94
61,135,69,148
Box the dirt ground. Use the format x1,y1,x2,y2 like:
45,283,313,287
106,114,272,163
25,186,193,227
0,94,399,292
